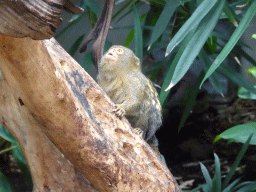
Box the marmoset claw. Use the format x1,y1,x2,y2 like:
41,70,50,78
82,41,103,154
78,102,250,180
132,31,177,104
113,104,125,118
134,128,143,137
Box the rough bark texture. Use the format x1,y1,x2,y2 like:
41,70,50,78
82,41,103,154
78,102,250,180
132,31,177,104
0,35,181,191
0,0,83,39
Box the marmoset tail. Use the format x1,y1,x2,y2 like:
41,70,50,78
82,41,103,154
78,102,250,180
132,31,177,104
98,45,162,153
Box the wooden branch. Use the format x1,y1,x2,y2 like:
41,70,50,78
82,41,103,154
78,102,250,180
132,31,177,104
0,0,83,39
0,35,180,191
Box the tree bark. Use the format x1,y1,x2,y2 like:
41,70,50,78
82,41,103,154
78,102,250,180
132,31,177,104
0,35,180,191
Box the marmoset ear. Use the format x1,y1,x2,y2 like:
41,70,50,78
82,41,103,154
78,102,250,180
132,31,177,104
134,56,140,68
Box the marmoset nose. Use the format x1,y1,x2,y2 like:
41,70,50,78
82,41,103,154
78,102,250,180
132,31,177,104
108,49,116,56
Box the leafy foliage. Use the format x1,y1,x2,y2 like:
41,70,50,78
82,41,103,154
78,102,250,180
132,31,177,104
215,122,256,145
0,171,15,192
193,135,256,192
55,0,256,131
1,0,256,190
0,125,33,187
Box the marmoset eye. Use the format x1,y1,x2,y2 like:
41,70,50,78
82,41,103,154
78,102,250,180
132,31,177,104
116,48,124,54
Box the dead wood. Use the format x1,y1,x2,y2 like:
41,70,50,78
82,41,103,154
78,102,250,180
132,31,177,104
0,35,180,191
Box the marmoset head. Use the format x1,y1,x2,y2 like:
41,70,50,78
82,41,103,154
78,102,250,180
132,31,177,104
100,45,141,72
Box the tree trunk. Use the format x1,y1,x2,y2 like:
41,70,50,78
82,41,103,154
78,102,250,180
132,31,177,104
0,35,181,191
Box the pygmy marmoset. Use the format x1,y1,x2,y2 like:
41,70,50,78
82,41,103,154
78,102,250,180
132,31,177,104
98,45,162,152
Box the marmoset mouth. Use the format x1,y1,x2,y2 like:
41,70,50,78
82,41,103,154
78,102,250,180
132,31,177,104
106,52,116,61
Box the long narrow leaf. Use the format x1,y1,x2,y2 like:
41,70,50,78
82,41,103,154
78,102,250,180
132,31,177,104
230,0,249,7
115,1,143,24
235,182,256,192
212,153,221,192
12,143,33,186
159,30,195,105
178,71,205,131
0,145,16,155
80,52,94,73
125,14,147,48
200,0,256,87
132,4,143,62
217,61,256,94
0,125,16,143
165,0,225,89
199,50,224,95
0,171,15,192
124,29,135,47
222,134,253,188
199,162,212,189
165,0,217,55
233,181,256,191
55,12,86,39
233,47,256,67
223,178,241,192
238,86,256,99
148,0,180,49
69,34,85,56
84,0,101,17
0,126,32,186
112,0,136,21
202,53,256,95
223,2,239,27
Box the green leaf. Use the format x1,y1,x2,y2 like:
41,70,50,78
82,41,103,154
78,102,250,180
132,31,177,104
189,185,204,192
55,12,86,39
148,0,180,49
200,0,256,87
165,0,218,56
0,125,16,143
235,183,256,192
212,153,221,192
69,34,85,57
84,0,101,17
125,14,146,48
234,181,256,191
223,178,241,192
132,4,143,62
246,67,256,78
204,36,217,54
115,0,126,5
199,50,224,95
80,52,94,73
212,31,250,48
0,145,16,155
233,47,256,67
223,2,239,27
115,1,143,24
222,134,253,188
112,0,136,21
214,135,222,143
238,86,256,100
178,71,205,131
12,144,33,186
229,0,249,7
217,61,256,95
219,123,256,144
165,0,225,89
180,0,193,6
0,125,32,186
124,29,135,47
159,30,195,105
0,171,15,192
199,162,212,190
252,34,256,39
